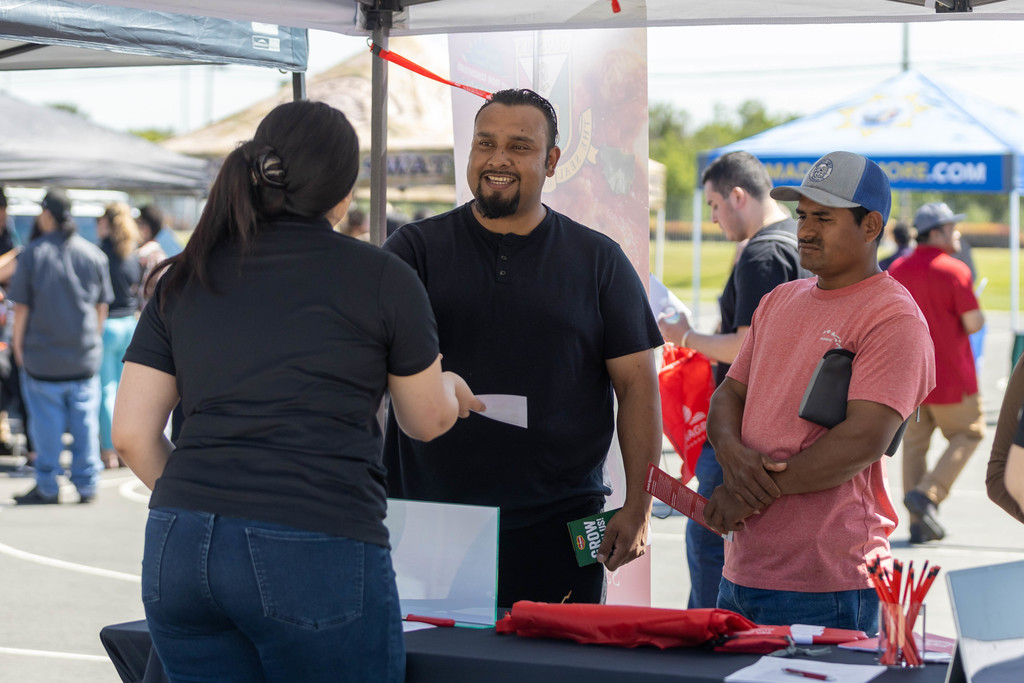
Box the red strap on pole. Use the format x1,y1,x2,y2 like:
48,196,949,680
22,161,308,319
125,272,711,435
370,43,492,100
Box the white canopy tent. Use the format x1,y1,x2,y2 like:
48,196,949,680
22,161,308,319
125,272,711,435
68,0,1024,244
162,37,456,205
57,0,1024,34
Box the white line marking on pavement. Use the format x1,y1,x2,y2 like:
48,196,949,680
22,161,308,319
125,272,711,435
0,646,110,662
101,473,141,488
118,478,151,504
0,541,140,582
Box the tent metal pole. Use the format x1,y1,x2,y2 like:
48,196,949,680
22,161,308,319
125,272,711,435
692,188,703,322
1012,190,1020,333
655,207,666,281
369,20,390,246
292,72,307,101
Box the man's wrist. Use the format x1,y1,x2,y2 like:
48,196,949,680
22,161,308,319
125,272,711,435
682,330,692,347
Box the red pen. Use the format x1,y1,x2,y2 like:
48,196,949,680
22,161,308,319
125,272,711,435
784,668,833,681
405,614,456,627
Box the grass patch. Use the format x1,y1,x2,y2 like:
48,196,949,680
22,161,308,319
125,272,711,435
653,241,1021,312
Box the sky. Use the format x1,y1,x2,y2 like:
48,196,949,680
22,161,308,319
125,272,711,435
1,20,1024,135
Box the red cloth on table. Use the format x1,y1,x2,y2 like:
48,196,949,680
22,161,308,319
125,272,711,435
495,602,757,649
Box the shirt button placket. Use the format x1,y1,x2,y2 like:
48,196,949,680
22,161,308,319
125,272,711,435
497,244,511,281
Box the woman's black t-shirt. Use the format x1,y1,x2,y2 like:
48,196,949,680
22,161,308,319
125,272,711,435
124,216,438,547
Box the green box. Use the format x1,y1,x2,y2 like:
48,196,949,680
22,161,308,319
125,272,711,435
567,508,620,567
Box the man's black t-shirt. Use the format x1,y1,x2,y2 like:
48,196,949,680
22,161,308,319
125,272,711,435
381,203,662,530
716,218,808,385
125,216,439,547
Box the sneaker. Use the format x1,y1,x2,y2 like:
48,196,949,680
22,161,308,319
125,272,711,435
13,486,59,505
904,490,945,541
78,492,96,504
908,522,941,544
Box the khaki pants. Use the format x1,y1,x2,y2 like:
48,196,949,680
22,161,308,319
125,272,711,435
902,393,985,520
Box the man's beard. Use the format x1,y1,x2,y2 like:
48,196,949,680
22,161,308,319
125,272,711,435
474,181,520,219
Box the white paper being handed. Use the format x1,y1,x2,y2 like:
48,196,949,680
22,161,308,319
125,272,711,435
472,394,527,429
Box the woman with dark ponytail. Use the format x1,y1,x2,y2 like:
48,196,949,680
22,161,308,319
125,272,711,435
112,101,481,682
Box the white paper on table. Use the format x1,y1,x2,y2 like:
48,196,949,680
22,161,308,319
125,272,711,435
648,273,691,323
401,621,436,633
472,394,527,429
724,656,885,683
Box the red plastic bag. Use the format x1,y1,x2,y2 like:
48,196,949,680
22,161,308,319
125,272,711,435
659,343,715,484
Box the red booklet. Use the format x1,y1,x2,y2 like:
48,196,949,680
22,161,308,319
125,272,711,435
734,624,868,644
644,463,732,541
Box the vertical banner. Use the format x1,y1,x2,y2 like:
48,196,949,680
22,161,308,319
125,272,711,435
449,29,652,605
448,28,650,276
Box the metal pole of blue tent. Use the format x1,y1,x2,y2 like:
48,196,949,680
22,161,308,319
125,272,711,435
654,207,665,281
1011,191,1022,366
691,187,703,322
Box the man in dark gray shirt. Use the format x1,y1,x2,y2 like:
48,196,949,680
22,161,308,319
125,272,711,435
9,189,112,504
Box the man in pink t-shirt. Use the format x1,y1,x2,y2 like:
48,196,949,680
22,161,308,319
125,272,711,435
704,151,936,633
889,202,985,545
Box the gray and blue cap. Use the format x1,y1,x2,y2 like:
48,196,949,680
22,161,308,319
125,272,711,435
770,151,891,225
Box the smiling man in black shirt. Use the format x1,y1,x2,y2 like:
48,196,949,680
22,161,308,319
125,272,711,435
383,89,663,608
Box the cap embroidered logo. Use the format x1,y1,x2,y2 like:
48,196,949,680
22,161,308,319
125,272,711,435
809,159,833,183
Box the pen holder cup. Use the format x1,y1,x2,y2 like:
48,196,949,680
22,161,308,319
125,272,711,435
877,601,926,668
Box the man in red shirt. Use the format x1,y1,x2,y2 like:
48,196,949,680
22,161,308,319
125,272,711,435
889,202,985,544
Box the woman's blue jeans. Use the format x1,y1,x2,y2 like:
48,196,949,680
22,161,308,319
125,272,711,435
718,577,879,635
143,508,405,683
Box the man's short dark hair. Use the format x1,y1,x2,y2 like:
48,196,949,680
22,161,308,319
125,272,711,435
137,204,164,237
892,222,910,247
476,89,559,151
347,208,365,227
701,151,774,202
846,205,886,244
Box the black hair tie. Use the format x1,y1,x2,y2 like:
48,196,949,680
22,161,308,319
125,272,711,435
250,148,286,189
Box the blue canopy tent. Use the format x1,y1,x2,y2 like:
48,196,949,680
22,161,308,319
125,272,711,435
694,69,1024,329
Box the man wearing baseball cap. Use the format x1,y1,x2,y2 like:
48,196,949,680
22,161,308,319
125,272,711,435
704,151,935,632
889,202,984,544
9,189,112,505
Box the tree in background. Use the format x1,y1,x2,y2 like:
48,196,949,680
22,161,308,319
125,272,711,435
650,100,797,222
47,102,85,117
130,128,175,143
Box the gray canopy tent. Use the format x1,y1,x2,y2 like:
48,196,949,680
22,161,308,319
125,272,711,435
0,91,213,192
0,0,310,197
